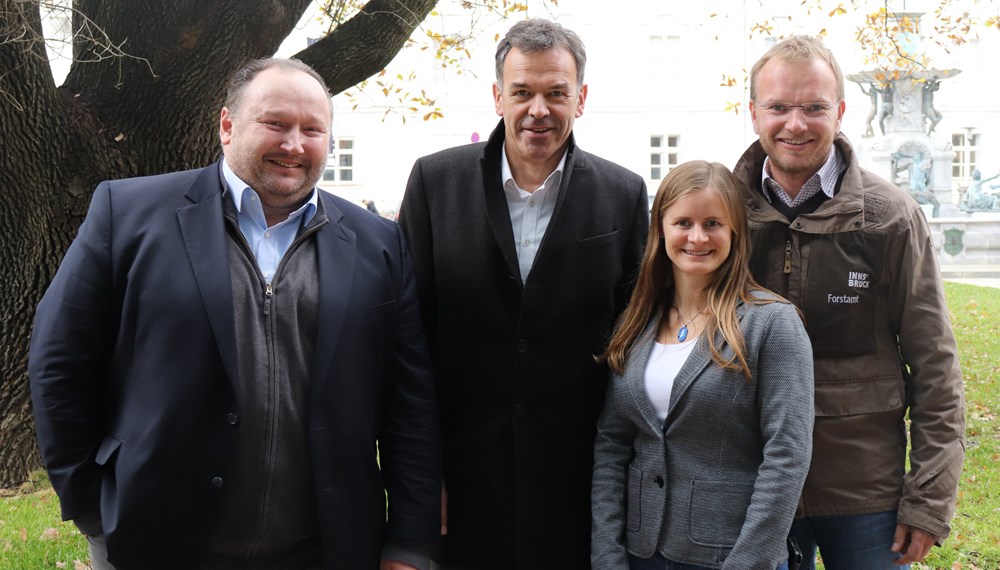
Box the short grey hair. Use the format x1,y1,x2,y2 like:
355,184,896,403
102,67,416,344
224,57,333,116
495,19,586,88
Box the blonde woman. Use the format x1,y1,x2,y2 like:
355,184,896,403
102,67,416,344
591,161,814,570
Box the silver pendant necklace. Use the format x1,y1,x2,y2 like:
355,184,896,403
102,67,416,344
674,306,706,342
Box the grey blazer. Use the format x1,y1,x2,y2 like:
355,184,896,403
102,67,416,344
592,294,814,569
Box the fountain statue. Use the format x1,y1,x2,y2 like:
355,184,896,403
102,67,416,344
846,11,1000,268
846,12,961,218
960,170,1000,212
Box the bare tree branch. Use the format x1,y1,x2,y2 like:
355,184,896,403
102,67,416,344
294,0,438,94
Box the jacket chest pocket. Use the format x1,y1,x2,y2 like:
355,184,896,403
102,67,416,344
800,232,885,359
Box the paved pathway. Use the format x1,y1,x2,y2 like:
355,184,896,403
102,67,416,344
940,264,1000,289
945,278,1000,290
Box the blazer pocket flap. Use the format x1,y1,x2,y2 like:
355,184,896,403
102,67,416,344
95,436,122,466
814,375,904,417
577,230,619,250
626,465,643,532
367,298,398,310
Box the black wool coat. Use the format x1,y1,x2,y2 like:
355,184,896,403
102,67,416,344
400,121,649,569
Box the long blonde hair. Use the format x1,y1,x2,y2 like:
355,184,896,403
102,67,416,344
603,160,781,379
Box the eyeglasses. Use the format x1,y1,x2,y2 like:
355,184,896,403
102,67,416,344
756,102,835,119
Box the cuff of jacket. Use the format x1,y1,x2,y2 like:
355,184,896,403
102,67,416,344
896,502,950,545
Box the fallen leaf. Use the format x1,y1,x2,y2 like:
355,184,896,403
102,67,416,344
74,561,89,570
19,527,27,541
40,527,59,540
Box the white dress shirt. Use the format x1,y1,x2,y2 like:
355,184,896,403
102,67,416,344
500,144,568,282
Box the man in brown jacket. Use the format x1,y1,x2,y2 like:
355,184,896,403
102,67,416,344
733,36,965,570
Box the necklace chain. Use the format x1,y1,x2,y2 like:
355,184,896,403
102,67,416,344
674,305,706,342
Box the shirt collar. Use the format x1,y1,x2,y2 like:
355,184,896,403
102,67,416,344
760,145,843,203
222,158,318,226
500,143,568,197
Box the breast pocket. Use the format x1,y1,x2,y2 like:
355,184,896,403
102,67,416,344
367,298,397,310
800,232,884,359
577,230,619,250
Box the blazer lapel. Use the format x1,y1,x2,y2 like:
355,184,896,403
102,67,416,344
665,339,712,420
480,121,523,282
310,193,356,403
177,164,239,390
666,300,749,419
625,319,667,435
546,132,580,229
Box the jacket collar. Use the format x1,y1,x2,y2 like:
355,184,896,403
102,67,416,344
623,299,753,433
178,162,240,390
309,190,355,410
178,162,351,398
736,134,865,231
478,119,583,282
481,118,581,171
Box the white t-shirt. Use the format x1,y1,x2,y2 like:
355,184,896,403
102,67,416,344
644,339,698,423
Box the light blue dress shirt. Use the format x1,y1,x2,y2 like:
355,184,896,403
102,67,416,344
501,144,568,283
221,160,318,283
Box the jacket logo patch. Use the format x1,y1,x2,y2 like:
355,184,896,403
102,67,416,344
847,271,870,289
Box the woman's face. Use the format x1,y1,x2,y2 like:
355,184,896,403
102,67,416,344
661,186,733,282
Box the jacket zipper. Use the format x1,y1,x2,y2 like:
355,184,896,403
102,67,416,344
263,282,273,315
224,212,327,312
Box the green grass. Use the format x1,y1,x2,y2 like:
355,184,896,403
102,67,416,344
916,282,1000,570
0,281,997,569
0,471,87,569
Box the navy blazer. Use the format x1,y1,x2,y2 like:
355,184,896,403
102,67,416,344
29,162,440,569
592,295,814,569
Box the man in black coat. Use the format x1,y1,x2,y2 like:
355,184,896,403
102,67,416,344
399,19,649,569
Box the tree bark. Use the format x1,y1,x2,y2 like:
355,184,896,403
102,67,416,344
0,0,437,488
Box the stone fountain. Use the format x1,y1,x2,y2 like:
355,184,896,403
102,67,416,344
846,12,1000,269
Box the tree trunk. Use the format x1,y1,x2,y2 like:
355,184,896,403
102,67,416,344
0,0,437,488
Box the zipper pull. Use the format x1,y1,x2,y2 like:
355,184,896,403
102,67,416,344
783,240,792,274
264,282,273,315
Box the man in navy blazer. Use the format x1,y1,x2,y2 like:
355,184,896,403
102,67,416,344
29,58,440,569
400,19,648,569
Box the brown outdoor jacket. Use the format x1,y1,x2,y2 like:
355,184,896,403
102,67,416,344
733,134,965,541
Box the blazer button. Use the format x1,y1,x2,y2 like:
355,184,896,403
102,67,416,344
226,413,239,425
516,339,528,353
211,476,224,488
654,476,664,488
514,403,526,417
